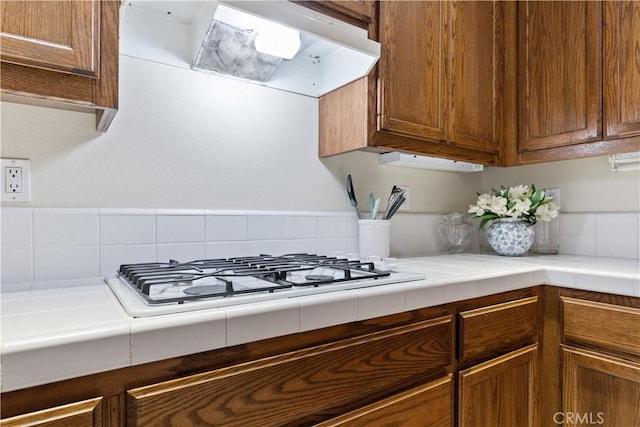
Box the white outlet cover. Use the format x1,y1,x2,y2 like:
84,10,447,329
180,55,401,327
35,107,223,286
1,158,31,202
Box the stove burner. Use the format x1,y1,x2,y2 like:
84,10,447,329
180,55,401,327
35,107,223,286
116,254,392,305
184,285,228,296
305,274,334,282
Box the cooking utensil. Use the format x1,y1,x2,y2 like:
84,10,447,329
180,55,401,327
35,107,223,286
382,186,405,219
385,195,405,220
346,174,361,219
371,198,380,219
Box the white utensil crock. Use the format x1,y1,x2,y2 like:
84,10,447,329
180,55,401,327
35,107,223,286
358,219,390,259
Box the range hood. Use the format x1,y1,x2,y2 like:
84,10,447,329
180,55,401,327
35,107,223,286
120,1,380,97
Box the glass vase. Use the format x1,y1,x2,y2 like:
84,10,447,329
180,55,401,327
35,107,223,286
437,212,476,254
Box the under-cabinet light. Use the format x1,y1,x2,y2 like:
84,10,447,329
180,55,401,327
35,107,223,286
379,152,484,173
609,152,640,172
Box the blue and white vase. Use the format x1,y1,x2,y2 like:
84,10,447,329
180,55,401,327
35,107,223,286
486,218,535,256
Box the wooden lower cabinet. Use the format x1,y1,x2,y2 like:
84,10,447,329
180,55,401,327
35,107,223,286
317,375,453,427
127,316,453,426
562,346,640,427
458,345,538,427
0,397,103,427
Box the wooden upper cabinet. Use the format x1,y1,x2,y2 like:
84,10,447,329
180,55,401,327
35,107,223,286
0,0,99,77
519,1,602,152
379,1,447,143
603,1,640,140
0,0,119,132
449,1,504,155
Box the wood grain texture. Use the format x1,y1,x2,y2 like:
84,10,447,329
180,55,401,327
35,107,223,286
518,1,602,151
562,297,640,357
316,375,453,427
127,316,452,426
0,397,102,427
562,346,640,427
603,1,640,139
459,345,539,427
458,296,538,366
0,0,99,77
538,286,562,427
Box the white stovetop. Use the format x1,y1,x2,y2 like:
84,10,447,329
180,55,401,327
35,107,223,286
1,254,639,392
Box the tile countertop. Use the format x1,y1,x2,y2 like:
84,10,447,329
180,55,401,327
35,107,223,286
1,254,639,393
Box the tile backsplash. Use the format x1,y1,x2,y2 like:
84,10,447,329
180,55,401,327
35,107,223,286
1,208,638,286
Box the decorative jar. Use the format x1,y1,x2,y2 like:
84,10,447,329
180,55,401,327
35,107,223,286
486,218,535,256
437,212,476,254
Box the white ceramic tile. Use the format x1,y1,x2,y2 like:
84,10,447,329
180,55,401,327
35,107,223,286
559,235,596,257
544,269,576,287
634,279,640,297
100,245,156,277
347,215,359,238
476,277,507,297
317,216,346,238
405,282,445,311
419,236,442,255
416,214,441,236
226,300,300,346
1,329,129,392
100,214,155,245
205,241,248,258
576,274,636,296
505,272,533,289
391,236,421,257
595,237,639,259
33,212,98,248
284,216,316,239
444,280,478,303
205,215,247,241
357,286,405,320
1,210,32,249
1,249,33,284
317,238,346,256
131,310,227,365
34,247,99,281
156,243,206,262
247,240,285,255
596,213,639,238
247,215,285,240
390,214,419,236
347,237,358,254
157,214,205,243
284,239,317,254
299,292,358,332
560,213,596,236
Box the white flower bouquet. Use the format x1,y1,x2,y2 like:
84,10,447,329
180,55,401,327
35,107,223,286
469,184,558,230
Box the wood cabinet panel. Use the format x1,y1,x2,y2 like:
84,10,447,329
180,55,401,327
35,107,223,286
316,375,452,427
603,1,640,139
127,316,452,427
562,297,640,357
0,397,102,427
458,296,538,364
0,0,99,77
518,1,601,151
459,344,538,427
562,346,640,427
449,1,503,154
379,1,447,142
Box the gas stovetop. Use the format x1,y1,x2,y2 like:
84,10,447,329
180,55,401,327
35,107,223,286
106,254,425,317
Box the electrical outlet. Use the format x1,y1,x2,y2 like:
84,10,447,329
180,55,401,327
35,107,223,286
544,187,561,207
398,185,410,210
1,158,31,202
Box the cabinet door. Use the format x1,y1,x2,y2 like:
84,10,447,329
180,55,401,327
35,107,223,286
0,0,100,77
519,1,601,151
0,397,102,427
603,1,640,139
449,1,503,154
562,346,640,427
379,1,447,142
316,375,453,427
459,344,538,427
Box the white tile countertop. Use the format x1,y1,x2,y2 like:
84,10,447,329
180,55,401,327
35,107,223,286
1,254,639,392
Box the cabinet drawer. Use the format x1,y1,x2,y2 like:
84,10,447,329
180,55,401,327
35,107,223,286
0,397,102,427
316,375,452,427
562,297,640,356
458,296,538,363
127,316,452,427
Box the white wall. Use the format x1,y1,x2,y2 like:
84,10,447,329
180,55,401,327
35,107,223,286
1,54,638,214
0,55,479,213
